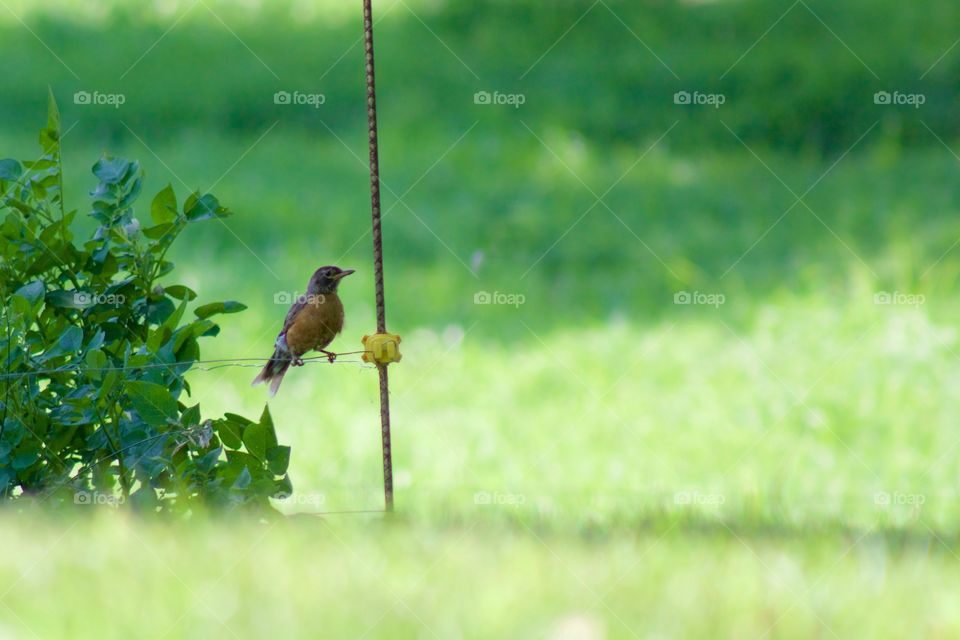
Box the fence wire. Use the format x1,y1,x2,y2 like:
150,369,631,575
0,350,374,382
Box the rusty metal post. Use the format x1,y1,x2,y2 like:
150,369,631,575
362,0,393,511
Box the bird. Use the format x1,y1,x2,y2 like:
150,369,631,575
252,265,355,396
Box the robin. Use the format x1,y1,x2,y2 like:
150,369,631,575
252,265,355,396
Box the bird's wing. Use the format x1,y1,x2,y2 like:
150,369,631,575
278,298,308,339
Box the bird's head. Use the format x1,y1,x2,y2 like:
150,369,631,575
306,265,355,294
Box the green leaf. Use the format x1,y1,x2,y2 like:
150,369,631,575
163,285,197,301
9,295,32,318
58,326,83,353
129,487,160,511
39,90,60,155
196,447,222,473
0,159,22,181
161,298,188,332
147,296,176,325
150,184,178,225
126,380,179,427
118,177,143,209
46,87,61,132
184,193,229,221
15,281,44,304
21,158,55,170
232,467,252,490
181,403,201,428
216,418,244,449
194,301,246,319
142,223,175,240
86,330,106,351
266,445,291,475
146,325,171,354
242,422,267,461
259,404,278,449
84,349,108,380
92,156,131,185
174,336,200,365
12,447,40,470
46,290,89,309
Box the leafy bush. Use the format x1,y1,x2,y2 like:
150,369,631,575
0,94,292,511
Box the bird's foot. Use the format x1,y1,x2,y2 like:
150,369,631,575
321,350,337,363
292,356,305,367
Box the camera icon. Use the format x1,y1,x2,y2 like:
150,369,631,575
74,491,91,505
474,91,492,105
874,492,891,506
674,91,691,105
274,291,293,305
74,91,91,105
474,291,492,305
474,491,492,505
874,91,891,105
74,292,92,306
673,291,692,305
873,292,892,305
674,491,692,505
274,91,292,105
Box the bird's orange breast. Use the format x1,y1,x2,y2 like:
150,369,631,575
285,294,345,355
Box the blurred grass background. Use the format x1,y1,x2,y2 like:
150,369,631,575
4,0,960,637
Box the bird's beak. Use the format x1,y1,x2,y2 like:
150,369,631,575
333,269,356,280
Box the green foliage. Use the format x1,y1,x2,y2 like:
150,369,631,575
1,0,958,153
0,94,291,511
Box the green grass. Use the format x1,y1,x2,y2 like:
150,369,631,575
196,298,960,529
3,513,959,639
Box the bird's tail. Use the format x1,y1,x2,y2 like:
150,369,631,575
252,347,292,397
